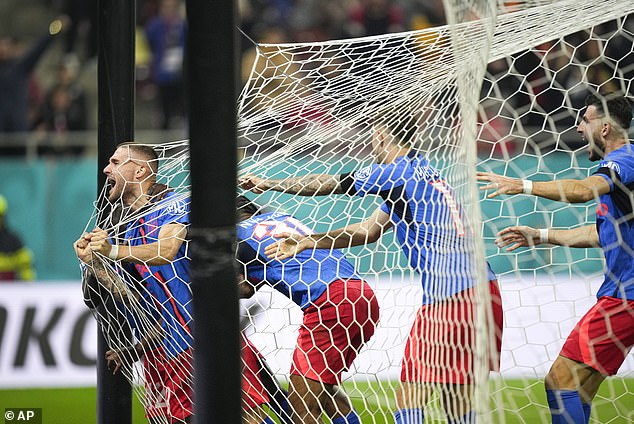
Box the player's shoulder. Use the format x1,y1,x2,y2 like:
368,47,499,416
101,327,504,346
600,144,634,174
354,155,411,182
408,155,441,181
156,191,189,216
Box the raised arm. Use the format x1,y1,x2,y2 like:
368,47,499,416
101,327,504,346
75,233,135,302
264,206,392,260
89,223,187,266
239,172,346,196
496,224,599,251
477,172,611,203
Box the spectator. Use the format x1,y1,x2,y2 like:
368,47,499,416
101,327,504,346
34,56,87,134
344,0,405,38
61,0,98,62
145,0,186,130
410,0,445,29
0,16,68,133
0,195,35,281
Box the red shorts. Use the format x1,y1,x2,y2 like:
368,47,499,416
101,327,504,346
241,333,270,411
560,296,634,376
163,349,194,423
401,280,503,384
144,346,169,419
290,279,380,385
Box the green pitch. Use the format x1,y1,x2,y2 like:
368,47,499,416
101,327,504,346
0,387,146,423
0,379,633,423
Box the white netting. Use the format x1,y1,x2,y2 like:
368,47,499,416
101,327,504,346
78,141,291,424
79,141,195,424
237,0,634,423
78,1,634,422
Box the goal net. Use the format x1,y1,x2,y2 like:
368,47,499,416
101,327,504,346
77,0,634,422
81,140,195,424
237,0,634,423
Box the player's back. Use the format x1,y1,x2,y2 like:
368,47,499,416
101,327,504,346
595,144,634,299
237,212,361,309
353,152,476,303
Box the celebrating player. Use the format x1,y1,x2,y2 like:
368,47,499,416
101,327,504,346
236,196,380,424
479,93,634,424
239,115,503,424
74,142,193,424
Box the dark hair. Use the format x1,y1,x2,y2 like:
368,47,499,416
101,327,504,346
117,142,159,175
585,94,633,131
372,112,419,146
237,195,260,217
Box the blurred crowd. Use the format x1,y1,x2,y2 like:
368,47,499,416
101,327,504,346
0,0,630,141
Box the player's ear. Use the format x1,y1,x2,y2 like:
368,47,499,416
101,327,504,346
136,164,150,180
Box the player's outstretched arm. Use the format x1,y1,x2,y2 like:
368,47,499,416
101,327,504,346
497,224,599,251
264,207,392,260
90,224,187,266
477,172,611,203
239,172,345,196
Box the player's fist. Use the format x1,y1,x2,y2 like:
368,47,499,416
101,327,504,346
238,173,267,194
89,227,114,257
74,233,94,263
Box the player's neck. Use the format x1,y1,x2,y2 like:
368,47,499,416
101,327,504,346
385,146,411,163
604,137,628,156
126,190,150,212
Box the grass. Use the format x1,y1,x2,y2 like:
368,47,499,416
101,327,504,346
0,379,633,423
0,387,146,424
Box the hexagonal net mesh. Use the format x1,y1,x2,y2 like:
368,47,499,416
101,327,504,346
237,1,634,423
76,1,634,422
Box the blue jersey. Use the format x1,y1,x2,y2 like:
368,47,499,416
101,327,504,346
123,191,192,358
122,285,161,343
592,144,634,301
237,212,361,310
342,151,479,304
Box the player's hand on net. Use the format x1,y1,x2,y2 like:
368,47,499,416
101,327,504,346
74,233,94,264
264,232,310,260
89,227,114,258
238,173,266,194
105,349,124,374
496,226,540,251
105,345,141,374
477,172,523,198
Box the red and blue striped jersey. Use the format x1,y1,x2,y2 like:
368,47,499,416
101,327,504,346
123,191,192,359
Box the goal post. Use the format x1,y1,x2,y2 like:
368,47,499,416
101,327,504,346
95,0,135,423
186,0,242,422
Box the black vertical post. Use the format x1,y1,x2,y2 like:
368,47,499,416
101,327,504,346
186,0,241,423
97,0,135,423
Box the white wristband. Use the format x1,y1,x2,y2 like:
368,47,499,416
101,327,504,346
522,180,533,195
108,244,119,260
538,228,549,244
